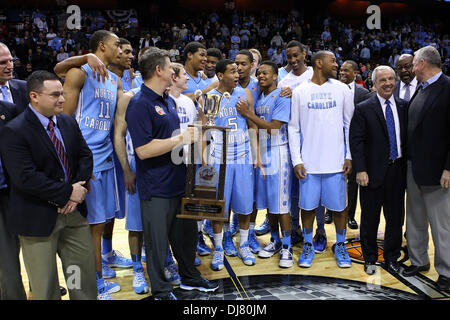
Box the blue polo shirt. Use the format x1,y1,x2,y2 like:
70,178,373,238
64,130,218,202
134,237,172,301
126,84,186,200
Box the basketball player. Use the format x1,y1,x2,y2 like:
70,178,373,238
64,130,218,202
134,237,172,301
288,51,354,268
203,48,222,87
61,30,124,300
236,60,293,268
203,59,262,270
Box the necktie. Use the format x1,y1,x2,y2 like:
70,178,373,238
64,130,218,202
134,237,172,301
385,100,398,161
403,83,411,101
1,86,11,103
48,120,71,182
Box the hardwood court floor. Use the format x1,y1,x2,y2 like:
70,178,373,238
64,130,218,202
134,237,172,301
20,207,440,300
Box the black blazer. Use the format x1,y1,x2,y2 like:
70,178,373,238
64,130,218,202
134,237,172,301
393,80,401,101
8,79,29,114
354,84,371,105
0,107,93,237
350,94,408,188
408,74,450,186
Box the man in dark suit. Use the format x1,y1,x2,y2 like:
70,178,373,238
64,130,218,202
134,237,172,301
0,100,26,300
338,60,372,229
403,46,450,291
350,66,407,275
0,71,97,300
393,54,418,103
0,43,29,112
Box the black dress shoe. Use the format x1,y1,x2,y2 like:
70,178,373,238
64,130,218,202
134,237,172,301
436,275,450,291
364,262,377,275
154,292,177,300
402,263,430,277
180,277,219,292
384,261,400,274
347,217,358,229
324,211,332,224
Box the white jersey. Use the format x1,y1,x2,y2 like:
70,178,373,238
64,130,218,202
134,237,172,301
170,93,199,164
288,78,354,174
277,67,314,90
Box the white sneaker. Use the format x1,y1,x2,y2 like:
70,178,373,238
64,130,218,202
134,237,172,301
133,268,149,294
258,239,282,258
279,245,294,268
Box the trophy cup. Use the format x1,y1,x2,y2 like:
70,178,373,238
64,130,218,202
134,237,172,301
177,90,231,222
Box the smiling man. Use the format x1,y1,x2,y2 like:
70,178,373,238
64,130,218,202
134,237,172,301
350,66,408,275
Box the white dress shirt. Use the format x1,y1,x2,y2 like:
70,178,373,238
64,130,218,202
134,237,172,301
399,77,417,101
377,94,402,158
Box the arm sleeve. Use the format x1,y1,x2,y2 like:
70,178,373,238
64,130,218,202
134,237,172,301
288,90,303,167
343,85,355,160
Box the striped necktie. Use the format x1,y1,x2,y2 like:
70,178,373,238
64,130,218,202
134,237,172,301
48,120,71,182
403,83,411,102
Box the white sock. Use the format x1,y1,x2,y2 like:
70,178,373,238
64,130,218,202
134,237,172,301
239,229,249,246
223,223,230,233
197,221,202,232
213,233,223,249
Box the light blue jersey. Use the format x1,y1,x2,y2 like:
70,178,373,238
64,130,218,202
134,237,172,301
183,71,208,94
237,77,259,110
121,69,144,92
75,64,118,172
210,87,251,163
278,66,289,82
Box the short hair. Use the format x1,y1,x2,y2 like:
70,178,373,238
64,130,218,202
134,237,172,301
236,49,254,63
138,46,156,62
249,48,262,65
311,50,332,69
215,59,235,75
414,45,441,68
343,60,358,71
371,65,395,83
27,70,61,95
259,60,278,75
139,48,170,80
286,40,306,52
206,48,222,60
89,30,115,52
183,41,206,60
171,62,184,77
119,38,131,46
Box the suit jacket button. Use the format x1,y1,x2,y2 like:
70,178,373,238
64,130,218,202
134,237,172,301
60,178,64,182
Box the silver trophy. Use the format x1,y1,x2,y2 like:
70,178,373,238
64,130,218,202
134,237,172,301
194,89,231,126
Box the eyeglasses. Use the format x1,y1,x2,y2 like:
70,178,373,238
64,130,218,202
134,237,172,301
396,64,413,71
37,91,66,99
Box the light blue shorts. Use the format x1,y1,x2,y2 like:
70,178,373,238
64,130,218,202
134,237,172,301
299,172,347,212
213,162,254,217
256,145,291,214
125,156,143,232
86,167,120,224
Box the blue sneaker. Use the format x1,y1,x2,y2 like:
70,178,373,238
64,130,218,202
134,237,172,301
334,242,352,268
298,242,315,268
133,266,149,294
202,219,214,239
258,237,281,258
229,213,240,237
211,246,225,271
238,242,256,266
223,231,238,256
291,227,304,245
197,233,211,256
313,229,327,253
103,250,133,268
254,216,271,236
194,256,202,266
102,263,116,279
279,245,294,268
104,280,121,294
248,229,262,254
96,277,113,300
164,263,181,285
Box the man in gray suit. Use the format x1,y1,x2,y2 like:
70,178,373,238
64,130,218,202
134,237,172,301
338,60,372,230
403,46,450,291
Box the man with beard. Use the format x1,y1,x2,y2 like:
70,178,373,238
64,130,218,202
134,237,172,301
288,51,354,268
393,54,418,102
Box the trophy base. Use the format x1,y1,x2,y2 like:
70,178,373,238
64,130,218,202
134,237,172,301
178,198,227,222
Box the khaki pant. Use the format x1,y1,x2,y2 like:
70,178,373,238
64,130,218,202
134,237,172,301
20,210,97,300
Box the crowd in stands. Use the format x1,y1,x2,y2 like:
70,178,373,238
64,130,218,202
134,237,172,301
0,7,449,90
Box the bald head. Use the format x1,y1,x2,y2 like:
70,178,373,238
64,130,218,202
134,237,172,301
0,42,13,84
396,54,414,84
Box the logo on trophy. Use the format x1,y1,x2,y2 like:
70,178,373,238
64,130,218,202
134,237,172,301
177,90,231,222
